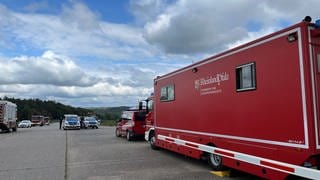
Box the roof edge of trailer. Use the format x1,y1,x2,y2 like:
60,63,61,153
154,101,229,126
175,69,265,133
155,21,314,82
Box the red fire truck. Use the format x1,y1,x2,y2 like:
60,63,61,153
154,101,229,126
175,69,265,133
31,115,45,126
115,109,147,141
0,101,17,132
145,17,320,179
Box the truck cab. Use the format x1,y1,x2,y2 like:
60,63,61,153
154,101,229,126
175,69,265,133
143,96,156,147
31,115,44,126
115,110,147,141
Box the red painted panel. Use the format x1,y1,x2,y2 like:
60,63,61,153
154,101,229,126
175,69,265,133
153,22,320,179
155,30,305,145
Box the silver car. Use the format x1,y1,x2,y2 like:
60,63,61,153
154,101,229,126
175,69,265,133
18,120,32,128
83,117,99,129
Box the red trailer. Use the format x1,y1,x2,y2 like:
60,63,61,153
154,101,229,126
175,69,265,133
145,18,320,179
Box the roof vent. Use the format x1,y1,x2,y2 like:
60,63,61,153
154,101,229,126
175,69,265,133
303,16,312,22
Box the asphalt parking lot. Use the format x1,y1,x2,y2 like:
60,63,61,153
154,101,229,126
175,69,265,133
0,124,253,180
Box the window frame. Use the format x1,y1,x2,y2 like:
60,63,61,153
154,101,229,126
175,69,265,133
236,62,256,92
160,84,175,102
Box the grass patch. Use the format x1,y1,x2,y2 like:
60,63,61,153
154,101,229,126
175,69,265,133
100,120,117,126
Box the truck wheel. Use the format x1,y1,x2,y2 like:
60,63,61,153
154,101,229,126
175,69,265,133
207,151,224,171
12,127,17,132
149,133,158,150
115,129,121,137
126,131,133,141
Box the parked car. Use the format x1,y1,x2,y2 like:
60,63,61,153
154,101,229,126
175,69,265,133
18,120,32,128
115,110,147,141
83,116,99,129
63,114,80,130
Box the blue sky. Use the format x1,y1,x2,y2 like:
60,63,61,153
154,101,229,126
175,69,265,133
0,0,319,107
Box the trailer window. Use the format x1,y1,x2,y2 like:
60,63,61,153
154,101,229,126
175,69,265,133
160,85,175,101
236,63,256,91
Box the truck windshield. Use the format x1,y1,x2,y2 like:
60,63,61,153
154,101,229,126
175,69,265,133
32,116,42,120
121,111,134,120
147,100,153,111
66,117,78,121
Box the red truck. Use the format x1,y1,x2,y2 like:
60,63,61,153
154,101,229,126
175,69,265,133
115,109,147,141
0,101,17,132
44,116,50,125
31,115,45,126
144,17,320,179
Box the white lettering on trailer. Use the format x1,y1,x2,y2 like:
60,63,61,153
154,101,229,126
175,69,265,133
195,72,229,95
198,72,229,86
157,134,320,179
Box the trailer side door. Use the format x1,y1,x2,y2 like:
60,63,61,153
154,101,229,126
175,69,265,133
310,27,320,149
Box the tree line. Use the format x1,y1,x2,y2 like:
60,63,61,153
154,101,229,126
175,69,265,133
89,106,129,121
1,97,93,121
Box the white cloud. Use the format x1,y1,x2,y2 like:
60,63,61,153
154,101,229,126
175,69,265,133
0,50,161,106
0,51,98,86
23,1,49,13
1,1,320,107
141,0,320,54
129,0,169,25
0,2,153,60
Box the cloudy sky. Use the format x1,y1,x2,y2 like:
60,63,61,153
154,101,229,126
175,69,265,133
0,0,319,107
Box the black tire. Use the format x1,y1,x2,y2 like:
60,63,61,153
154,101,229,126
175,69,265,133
126,131,133,141
12,126,17,132
207,148,224,171
149,132,158,150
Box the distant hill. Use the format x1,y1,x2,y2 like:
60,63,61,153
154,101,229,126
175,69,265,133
1,97,93,120
89,106,130,120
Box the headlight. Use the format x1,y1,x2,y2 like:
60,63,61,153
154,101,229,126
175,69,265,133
64,121,69,125
77,121,80,125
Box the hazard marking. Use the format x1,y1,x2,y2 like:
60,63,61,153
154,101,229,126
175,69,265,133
157,134,320,179
260,160,295,173
165,138,174,142
185,142,199,148
214,149,234,158
210,170,230,177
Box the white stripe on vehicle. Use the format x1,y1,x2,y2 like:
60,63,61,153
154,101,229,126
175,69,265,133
157,134,320,179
